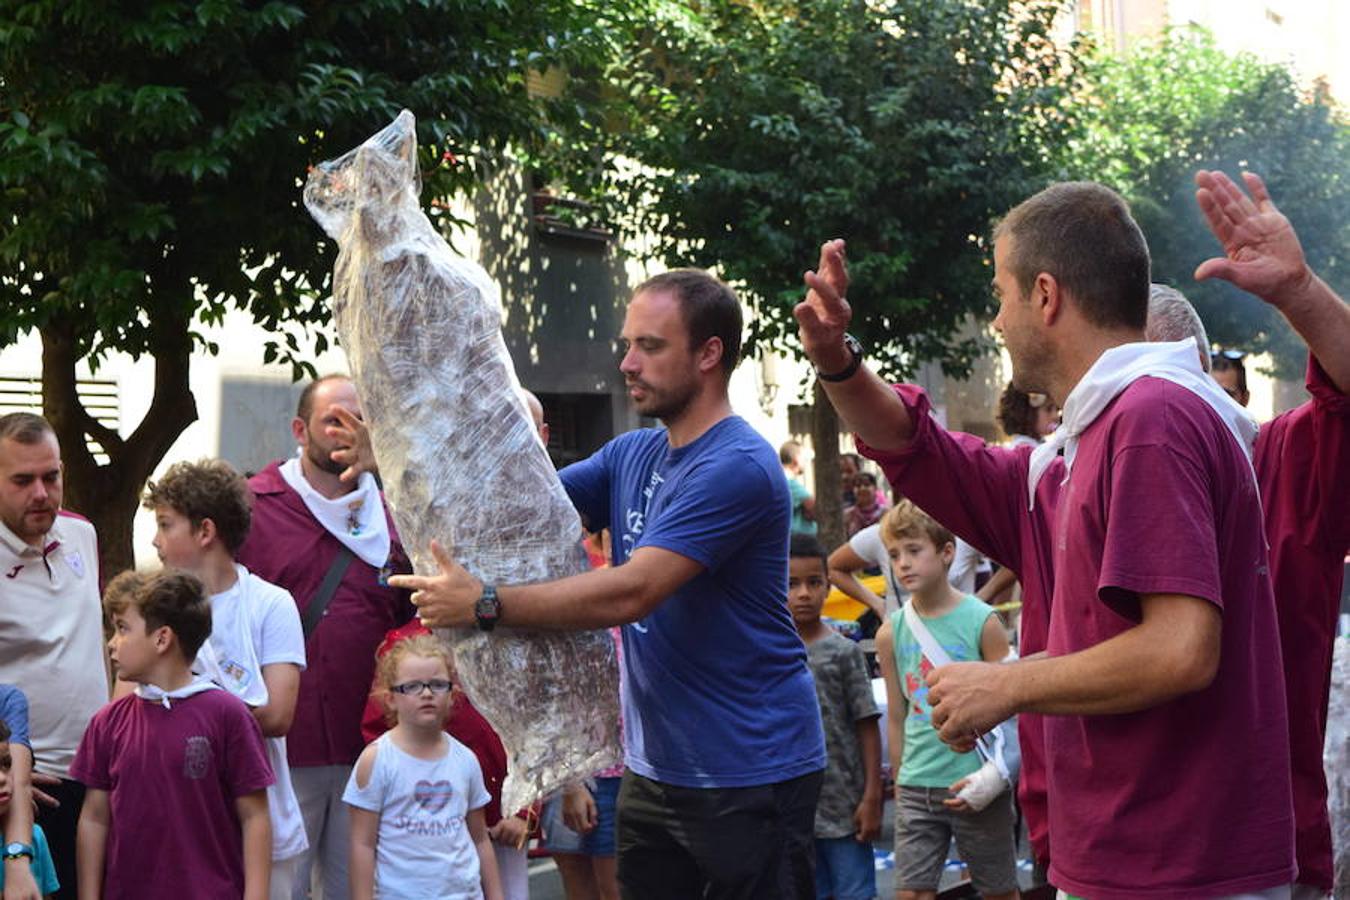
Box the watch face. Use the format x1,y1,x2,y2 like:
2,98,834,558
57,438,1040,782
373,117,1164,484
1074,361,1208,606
476,597,499,620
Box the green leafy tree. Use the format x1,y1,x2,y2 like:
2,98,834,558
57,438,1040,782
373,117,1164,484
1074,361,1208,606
1060,28,1350,377
0,0,617,573
592,0,1078,545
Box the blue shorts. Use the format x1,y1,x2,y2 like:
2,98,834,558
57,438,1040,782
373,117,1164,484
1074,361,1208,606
815,835,877,900
541,775,621,857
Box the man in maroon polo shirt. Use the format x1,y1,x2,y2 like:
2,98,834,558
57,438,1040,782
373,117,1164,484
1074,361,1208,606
796,182,1294,898
1145,171,1350,898
236,374,413,899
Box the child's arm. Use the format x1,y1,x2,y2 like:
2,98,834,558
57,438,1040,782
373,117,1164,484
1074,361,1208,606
468,807,503,900
348,808,379,900
75,788,110,900
874,624,906,790
252,663,302,738
978,613,1011,663
852,715,883,842
346,743,380,900
235,790,272,900
4,744,39,900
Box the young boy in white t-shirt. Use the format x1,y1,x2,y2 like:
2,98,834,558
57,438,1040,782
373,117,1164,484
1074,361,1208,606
144,459,309,899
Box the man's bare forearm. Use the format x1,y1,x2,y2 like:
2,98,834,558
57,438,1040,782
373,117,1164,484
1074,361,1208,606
1271,271,1350,393
1004,607,1218,716
814,366,915,453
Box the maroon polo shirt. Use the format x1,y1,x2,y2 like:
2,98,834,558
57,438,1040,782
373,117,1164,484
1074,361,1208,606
237,461,414,768
1256,357,1350,891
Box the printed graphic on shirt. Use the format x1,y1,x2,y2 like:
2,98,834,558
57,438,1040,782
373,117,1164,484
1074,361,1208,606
65,550,85,579
183,735,212,780
217,657,253,693
414,778,452,813
5,564,20,579
621,468,665,635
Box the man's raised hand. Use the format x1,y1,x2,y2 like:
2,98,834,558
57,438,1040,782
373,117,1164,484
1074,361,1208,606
796,239,854,372
1193,170,1312,307
325,404,378,483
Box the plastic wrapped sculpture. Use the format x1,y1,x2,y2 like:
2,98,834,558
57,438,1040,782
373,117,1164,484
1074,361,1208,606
303,111,621,811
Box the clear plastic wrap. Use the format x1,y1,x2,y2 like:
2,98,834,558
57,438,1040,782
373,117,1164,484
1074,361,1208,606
303,110,622,812
1328,636,1348,896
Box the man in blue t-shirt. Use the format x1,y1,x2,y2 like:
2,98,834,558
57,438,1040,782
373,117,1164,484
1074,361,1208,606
396,269,826,899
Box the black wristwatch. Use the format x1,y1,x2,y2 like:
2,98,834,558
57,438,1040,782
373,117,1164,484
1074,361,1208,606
815,333,864,382
3,841,33,861
475,584,501,632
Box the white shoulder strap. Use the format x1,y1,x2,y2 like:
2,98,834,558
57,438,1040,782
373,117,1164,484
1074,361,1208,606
902,600,953,667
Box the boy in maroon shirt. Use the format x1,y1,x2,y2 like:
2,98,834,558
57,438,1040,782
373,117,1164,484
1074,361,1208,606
72,571,274,900
796,182,1294,898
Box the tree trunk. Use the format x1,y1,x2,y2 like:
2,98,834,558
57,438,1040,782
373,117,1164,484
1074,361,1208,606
810,379,845,552
41,308,198,581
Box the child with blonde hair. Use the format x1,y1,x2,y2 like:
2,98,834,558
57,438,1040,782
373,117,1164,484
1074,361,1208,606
345,634,502,900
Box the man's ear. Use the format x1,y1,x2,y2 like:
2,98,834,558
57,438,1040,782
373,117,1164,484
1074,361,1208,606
1034,272,1064,326
697,337,725,375
291,416,307,444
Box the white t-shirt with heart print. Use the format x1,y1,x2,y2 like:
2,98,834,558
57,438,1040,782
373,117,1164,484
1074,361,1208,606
343,731,492,899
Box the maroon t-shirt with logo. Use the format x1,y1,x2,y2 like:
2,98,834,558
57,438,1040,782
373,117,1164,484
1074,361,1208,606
70,690,274,900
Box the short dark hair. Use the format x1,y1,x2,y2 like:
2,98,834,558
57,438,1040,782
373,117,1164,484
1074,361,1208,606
143,459,253,554
296,374,351,422
778,440,801,466
995,182,1150,331
635,269,743,377
997,382,1039,438
104,570,213,661
788,534,828,574
0,412,54,445
853,472,877,488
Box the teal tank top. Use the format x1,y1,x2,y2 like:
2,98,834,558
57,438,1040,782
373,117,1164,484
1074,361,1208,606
890,595,994,788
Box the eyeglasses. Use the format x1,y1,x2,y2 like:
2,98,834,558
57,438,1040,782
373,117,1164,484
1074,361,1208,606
390,679,453,696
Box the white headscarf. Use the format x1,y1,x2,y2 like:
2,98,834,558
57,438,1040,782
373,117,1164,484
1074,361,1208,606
1026,338,1258,510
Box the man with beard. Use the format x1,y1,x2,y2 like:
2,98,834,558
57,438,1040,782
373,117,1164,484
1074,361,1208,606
401,269,826,900
237,375,413,900
795,183,1294,898
0,413,107,900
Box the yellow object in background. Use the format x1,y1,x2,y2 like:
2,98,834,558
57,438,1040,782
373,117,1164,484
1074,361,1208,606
822,573,886,621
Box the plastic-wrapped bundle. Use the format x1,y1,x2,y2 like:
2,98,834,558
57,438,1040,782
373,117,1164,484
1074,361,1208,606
1328,636,1348,896
303,111,621,811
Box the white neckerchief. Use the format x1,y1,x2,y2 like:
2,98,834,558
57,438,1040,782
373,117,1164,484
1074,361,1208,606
193,565,270,708
279,453,391,567
135,676,221,709
1027,338,1259,510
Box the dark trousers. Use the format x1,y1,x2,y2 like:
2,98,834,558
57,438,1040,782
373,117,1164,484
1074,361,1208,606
34,777,85,900
616,768,823,900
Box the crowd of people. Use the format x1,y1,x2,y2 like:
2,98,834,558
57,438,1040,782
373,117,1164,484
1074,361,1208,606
0,165,1344,900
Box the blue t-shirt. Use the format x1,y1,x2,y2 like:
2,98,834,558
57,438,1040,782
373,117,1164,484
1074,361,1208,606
561,416,826,788
0,684,30,748
0,824,59,895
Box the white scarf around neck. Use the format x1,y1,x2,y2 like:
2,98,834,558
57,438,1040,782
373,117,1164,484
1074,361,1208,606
1026,338,1259,510
136,676,221,709
279,454,391,568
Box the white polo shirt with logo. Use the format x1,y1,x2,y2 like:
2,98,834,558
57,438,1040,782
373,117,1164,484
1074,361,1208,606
0,512,108,777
